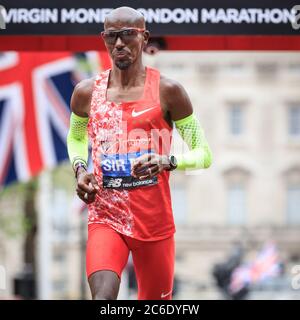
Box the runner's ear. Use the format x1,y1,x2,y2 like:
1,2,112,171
143,30,150,48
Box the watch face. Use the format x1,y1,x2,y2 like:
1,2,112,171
170,155,177,168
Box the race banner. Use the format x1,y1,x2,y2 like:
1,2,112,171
0,0,299,36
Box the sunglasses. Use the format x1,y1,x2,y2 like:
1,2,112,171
101,28,145,44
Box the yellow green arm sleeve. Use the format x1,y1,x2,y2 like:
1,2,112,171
67,112,89,168
175,113,212,170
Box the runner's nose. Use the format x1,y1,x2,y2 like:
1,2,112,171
115,36,125,48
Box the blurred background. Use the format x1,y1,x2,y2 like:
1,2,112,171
1,1,300,300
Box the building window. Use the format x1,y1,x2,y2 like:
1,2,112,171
289,105,300,136
228,185,246,225
287,186,300,225
229,105,243,135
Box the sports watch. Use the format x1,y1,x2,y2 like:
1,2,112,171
74,162,87,179
166,155,177,171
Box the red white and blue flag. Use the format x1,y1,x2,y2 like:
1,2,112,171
0,51,110,189
229,242,281,293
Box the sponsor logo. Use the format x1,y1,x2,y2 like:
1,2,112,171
106,178,123,188
161,289,172,298
132,107,155,117
291,5,300,30
0,5,6,29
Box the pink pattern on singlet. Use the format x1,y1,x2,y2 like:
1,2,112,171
87,71,134,236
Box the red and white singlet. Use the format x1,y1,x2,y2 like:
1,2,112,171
87,67,176,241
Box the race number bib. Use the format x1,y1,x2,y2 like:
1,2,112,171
101,150,158,189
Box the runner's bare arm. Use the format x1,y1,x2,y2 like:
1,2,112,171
70,78,94,117
160,76,193,121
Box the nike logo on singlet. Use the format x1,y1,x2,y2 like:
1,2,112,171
161,290,172,298
132,107,155,117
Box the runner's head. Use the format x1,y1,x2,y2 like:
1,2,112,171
102,7,149,70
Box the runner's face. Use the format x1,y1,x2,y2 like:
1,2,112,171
103,21,148,70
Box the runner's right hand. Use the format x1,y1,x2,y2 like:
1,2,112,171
76,171,99,204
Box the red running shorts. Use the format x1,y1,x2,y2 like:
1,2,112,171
86,223,175,300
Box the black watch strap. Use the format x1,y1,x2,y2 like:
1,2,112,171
166,155,177,171
74,162,87,179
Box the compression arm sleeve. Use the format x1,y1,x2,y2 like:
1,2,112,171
174,113,212,170
67,112,89,168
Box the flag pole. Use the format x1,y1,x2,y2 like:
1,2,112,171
36,169,52,299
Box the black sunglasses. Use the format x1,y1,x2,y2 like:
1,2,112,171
101,28,145,44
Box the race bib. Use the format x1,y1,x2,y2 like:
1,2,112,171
101,150,158,189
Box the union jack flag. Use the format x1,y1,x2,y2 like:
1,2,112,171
229,242,281,294
0,51,110,189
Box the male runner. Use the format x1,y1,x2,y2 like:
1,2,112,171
67,7,212,300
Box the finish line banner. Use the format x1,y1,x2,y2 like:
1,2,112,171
0,0,299,35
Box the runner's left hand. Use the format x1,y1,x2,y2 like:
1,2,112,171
131,153,170,180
